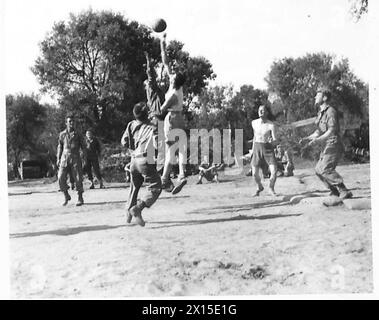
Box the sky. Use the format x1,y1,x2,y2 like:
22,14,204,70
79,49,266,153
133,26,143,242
2,0,371,104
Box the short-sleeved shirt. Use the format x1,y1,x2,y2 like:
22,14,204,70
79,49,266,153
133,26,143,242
85,137,101,160
315,104,340,144
57,129,86,167
121,120,156,157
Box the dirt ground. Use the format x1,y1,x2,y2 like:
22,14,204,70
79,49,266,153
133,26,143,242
8,163,372,298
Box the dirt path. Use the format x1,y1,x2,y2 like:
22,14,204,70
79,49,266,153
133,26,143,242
9,163,372,298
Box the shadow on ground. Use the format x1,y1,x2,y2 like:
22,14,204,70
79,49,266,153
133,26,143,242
10,224,128,238
149,212,303,229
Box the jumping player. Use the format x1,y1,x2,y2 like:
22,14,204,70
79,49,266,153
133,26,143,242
159,32,187,195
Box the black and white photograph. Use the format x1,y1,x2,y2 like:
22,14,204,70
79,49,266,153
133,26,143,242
1,0,377,300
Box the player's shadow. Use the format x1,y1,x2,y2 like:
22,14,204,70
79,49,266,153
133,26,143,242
81,195,190,206
10,224,129,238
149,212,302,229
84,200,126,206
186,190,326,215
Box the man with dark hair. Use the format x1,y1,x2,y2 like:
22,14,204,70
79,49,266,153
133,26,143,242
144,51,166,126
159,32,187,195
251,105,278,196
143,51,166,173
84,129,104,189
300,86,352,199
57,115,86,206
121,102,162,227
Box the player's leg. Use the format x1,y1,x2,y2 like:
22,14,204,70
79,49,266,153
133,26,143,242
58,164,71,206
126,160,144,224
252,165,264,196
268,163,278,195
72,159,84,206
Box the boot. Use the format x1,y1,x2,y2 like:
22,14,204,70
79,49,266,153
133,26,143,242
99,180,105,189
76,192,84,206
129,201,146,227
161,179,174,192
70,183,75,190
89,180,95,189
254,184,264,197
329,185,340,197
337,183,353,200
62,190,71,206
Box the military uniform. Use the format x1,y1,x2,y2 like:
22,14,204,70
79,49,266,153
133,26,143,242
314,104,345,190
84,136,103,183
57,129,86,193
121,119,162,213
145,59,165,172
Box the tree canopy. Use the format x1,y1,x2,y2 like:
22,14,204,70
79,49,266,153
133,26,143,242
6,94,47,168
32,9,215,141
265,52,368,130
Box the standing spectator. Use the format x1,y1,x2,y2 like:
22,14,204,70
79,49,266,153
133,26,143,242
56,115,86,206
84,129,105,189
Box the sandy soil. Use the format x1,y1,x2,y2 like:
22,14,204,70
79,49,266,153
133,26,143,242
8,163,372,298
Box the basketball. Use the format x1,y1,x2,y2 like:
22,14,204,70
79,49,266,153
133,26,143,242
151,18,167,33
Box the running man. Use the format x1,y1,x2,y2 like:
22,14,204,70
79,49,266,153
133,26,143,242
300,86,352,199
57,115,86,206
251,105,278,196
121,102,162,227
159,32,187,195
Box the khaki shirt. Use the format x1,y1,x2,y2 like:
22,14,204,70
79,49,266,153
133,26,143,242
57,129,86,167
85,137,101,160
315,104,340,144
121,120,156,158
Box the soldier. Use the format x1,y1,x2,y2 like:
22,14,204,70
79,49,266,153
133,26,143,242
56,115,86,206
196,156,223,184
300,86,352,199
84,129,105,189
143,51,166,173
275,144,294,177
121,102,162,227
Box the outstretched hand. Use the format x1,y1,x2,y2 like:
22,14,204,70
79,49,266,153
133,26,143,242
307,138,318,147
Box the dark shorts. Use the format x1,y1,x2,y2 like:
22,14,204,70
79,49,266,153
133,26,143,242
251,142,277,167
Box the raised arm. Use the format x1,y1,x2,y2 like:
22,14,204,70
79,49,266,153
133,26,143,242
144,51,153,82
160,33,173,77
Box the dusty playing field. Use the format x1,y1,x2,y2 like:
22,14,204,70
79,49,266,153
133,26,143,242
8,163,372,298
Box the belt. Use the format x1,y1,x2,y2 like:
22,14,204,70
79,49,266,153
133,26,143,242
132,152,148,159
